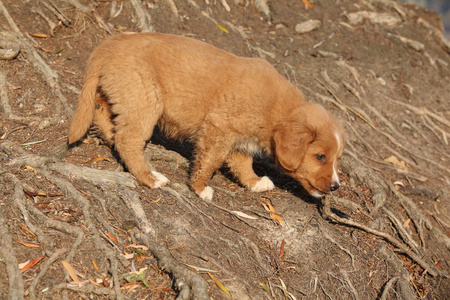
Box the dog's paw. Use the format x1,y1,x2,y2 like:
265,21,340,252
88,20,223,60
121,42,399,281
198,186,214,201
151,171,170,188
251,176,275,192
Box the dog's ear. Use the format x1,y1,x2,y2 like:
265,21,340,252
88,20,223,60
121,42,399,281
273,122,315,172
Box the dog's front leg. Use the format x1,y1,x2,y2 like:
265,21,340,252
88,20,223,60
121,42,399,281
189,134,233,201
226,151,275,192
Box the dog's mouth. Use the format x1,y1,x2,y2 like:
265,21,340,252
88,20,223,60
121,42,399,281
297,177,328,198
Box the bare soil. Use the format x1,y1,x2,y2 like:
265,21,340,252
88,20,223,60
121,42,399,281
0,0,449,299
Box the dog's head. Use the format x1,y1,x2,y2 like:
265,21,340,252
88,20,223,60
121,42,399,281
273,103,344,198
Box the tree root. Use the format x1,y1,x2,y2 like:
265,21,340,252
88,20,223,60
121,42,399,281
29,249,67,300
0,193,25,300
322,194,440,277
0,0,72,115
132,228,210,300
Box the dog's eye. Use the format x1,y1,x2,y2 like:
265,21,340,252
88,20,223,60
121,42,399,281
316,154,326,162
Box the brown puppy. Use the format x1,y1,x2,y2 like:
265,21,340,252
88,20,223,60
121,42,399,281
68,33,344,200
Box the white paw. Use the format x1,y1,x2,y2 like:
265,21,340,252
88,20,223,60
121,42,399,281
198,186,214,201
151,171,170,188
251,176,275,192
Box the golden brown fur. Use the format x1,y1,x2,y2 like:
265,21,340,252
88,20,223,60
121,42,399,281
68,33,344,200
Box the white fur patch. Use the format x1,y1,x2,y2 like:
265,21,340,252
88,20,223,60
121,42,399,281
199,186,214,201
251,176,275,192
151,171,170,188
332,131,341,185
234,138,262,155
311,191,325,198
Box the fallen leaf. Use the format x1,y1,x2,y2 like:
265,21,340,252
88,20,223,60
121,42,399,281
62,260,80,282
403,218,411,228
102,276,110,287
384,155,407,169
23,189,63,197
20,256,44,273
19,224,36,239
216,24,229,34
262,202,284,226
17,241,40,248
31,33,49,38
259,282,270,293
92,260,99,272
436,260,441,269
83,156,111,164
120,268,149,287
105,232,118,244
231,211,258,220
279,239,285,258
125,244,149,251
24,166,37,172
301,0,314,9
208,273,230,296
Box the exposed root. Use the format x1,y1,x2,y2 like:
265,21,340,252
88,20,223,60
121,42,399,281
117,187,157,237
0,192,25,299
0,71,21,120
132,228,210,300
29,249,67,300
322,195,439,277
380,276,400,300
0,0,72,114
130,0,155,32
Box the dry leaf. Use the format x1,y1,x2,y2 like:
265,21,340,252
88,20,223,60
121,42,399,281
105,232,118,244
259,282,270,293
17,241,40,248
102,276,110,287
279,239,285,258
231,211,257,220
31,33,49,38
208,273,230,296
20,224,36,239
125,244,149,251
271,213,284,226
216,24,229,34
20,256,44,273
384,155,407,169
62,260,80,282
24,166,37,172
83,156,111,164
301,0,314,9
262,201,284,226
403,218,411,228
92,260,99,272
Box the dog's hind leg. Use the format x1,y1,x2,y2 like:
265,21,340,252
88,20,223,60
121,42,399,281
93,92,115,146
112,86,169,189
226,151,275,192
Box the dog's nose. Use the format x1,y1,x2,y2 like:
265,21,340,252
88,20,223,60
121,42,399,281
330,181,340,192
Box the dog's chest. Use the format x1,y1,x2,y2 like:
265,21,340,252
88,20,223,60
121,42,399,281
234,138,264,155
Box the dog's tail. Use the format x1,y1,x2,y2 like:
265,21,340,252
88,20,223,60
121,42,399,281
68,60,101,144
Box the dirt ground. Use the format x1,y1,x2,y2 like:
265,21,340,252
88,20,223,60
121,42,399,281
0,0,449,299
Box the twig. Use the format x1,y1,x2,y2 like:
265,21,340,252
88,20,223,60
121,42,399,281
382,93,450,128
322,195,438,276
315,77,377,130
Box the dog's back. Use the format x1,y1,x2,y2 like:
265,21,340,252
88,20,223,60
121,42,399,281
69,33,300,145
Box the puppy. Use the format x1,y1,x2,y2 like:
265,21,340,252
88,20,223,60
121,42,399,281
68,33,344,200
